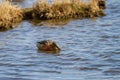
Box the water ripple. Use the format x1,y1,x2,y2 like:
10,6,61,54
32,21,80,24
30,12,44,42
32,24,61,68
0,0,120,80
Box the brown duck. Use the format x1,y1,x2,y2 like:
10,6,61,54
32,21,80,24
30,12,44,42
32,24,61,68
37,40,61,51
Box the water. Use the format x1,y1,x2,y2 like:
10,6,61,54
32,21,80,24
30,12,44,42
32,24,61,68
0,0,120,80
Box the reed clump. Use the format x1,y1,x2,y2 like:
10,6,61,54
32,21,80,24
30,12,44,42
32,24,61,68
0,1,23,31
33,0,105,20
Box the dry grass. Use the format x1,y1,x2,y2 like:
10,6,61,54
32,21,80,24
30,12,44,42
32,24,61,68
33,0,105,20
0,1,23,31
0,0,106,31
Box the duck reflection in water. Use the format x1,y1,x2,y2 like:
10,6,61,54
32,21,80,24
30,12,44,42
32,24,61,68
37,40,61,53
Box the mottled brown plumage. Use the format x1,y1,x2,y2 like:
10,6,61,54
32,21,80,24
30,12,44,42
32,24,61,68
37,40,61,51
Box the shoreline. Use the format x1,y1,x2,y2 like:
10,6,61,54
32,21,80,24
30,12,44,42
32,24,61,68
0,0,106,31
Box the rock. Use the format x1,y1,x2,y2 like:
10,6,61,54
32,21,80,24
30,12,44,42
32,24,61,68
22,8,34,20
98,0,106,9
37,40,61,52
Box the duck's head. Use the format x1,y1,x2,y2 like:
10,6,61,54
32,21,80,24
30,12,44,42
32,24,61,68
51,41,61,51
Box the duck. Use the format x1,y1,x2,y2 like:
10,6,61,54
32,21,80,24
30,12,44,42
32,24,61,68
37,40,61,52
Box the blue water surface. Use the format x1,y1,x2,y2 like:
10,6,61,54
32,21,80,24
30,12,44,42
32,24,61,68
0,0,120,80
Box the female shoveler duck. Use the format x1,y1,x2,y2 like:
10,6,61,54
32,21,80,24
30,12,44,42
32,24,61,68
37,40,61,52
